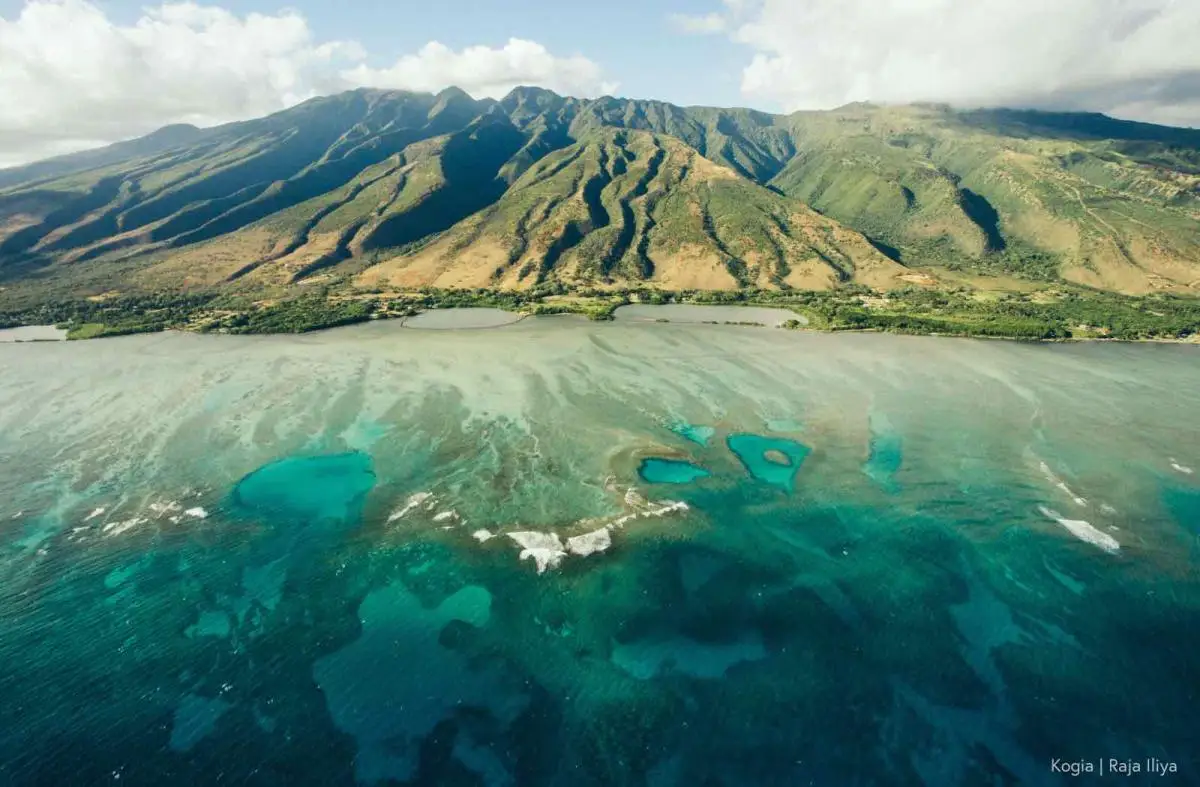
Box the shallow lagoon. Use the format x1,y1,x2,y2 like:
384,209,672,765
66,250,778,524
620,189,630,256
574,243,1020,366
1,320,1199,785
639,457,712,484
726,433,811,491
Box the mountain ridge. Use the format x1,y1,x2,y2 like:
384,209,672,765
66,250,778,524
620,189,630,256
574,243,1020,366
1,86,1198,305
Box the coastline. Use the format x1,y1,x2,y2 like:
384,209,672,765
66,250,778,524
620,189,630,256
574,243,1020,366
4,306,1199,346
2,285,1199,344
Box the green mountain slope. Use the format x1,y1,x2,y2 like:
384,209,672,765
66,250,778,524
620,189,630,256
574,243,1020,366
771,104,1200,293
360,128,907,292
1,88,1197,304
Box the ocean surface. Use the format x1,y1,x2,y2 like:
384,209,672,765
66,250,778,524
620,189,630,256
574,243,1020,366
1,317,1198,786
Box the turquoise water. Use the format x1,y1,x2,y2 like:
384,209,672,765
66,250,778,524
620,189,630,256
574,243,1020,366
863,411,903,492
233,452,376,523
639,457,712,484
726,433,811,491
1,321,1199,785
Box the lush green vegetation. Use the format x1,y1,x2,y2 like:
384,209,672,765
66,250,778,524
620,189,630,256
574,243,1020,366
201,295,375,334
0,293,216,340
777,286,1200,340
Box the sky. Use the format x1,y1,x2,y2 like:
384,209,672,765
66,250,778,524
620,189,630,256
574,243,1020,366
2,0,1199,166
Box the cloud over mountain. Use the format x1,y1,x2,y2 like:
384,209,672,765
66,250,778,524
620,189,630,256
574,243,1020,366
343,38,618,100
679,0,1200,127
0,1,613,166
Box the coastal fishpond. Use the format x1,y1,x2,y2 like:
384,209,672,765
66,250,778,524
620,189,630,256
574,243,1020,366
612,303,803,327
1,320,1198,785
401,307,524,330
0,324,67,342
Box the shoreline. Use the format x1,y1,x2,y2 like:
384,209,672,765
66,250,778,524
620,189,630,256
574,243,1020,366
4,305,1198,346
3,285,1198,344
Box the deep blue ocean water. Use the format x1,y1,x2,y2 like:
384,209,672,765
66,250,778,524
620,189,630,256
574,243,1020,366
1,322,1198,786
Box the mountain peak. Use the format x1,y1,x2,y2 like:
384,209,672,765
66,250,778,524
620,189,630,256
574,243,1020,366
149,122,200,135
503,85,562,101
829,100,881,112
500,85,566,112
139,123,204,148
435,85,473,101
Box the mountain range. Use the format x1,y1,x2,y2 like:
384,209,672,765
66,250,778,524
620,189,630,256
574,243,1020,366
1,86,1199,303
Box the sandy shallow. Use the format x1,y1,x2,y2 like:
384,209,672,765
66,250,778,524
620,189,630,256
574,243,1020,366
612,304,805,327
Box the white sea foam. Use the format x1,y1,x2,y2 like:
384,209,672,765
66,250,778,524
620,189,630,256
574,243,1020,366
1099,503,1117,515
84,507,106,522
609,499,689,529
1038,506,1120,554
614,499,691,527
149,501,183,516
1169,459,1194,475
609,513,636,529
387,492,433,523
102,517,148,537
184,507,208,519
432,510,459,523
566,528,612,557
647,500,688,516
507,531,567,574
494,491,687,571
1039,462,1088,507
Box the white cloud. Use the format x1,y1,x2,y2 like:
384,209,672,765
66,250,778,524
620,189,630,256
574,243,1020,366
342,38,617,100
668,12,727,35
0,2,614,167
0,0,362,166
699,0,1200,126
